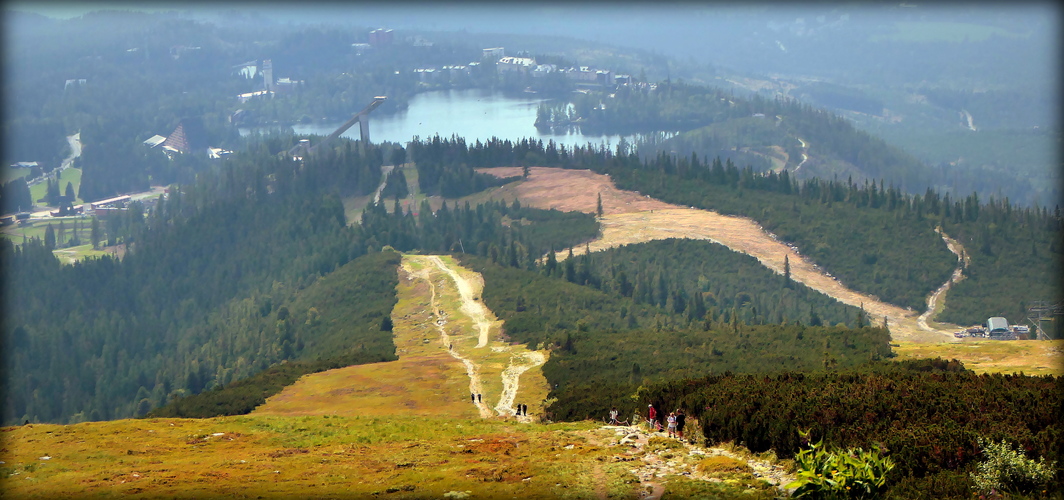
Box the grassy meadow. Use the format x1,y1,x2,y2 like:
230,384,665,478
892,339,1063,376
0,415,628,499
28,168,83,206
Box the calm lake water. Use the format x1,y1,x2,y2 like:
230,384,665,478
241,88,637,149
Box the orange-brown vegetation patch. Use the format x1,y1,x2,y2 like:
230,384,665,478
253,353,481,418
477,167,960,343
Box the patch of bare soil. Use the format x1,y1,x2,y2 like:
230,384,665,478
478,167,961,342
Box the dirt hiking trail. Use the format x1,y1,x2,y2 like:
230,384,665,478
478,167,962,342
586,424,795,499
426,256,495,347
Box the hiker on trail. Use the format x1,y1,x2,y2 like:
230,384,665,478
647,404,657,431
675,409,686,441
477,393,482,403
471,393,476,403
609,407,619,425
666,412,677,438
523,404,528,416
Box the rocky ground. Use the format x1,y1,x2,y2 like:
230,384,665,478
589,424,797,499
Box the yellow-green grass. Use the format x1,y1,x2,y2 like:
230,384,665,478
341,193,373,224
892,339,1063,376
53,243,113,265
1,415,634,499
343,164,427,224
28,168,83,206
256,255,550,420
3,167,31,183
1,219,92,247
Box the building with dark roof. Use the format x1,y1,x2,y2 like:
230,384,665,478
162,117,209,156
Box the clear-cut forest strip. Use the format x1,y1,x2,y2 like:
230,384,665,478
253,255,549,419
478,167,962,342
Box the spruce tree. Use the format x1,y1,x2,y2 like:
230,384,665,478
90,217,100,249
44,224,56,250
784,254,792,288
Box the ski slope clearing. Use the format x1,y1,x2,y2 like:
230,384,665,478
254,255,549,420
478,167,962,342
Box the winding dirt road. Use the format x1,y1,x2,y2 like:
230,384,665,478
426,256,496,348
917,228,969,331
407,255,548,419
404,257,493,418
495,351,546,421
476,167,961,342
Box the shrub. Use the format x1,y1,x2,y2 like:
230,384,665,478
971,438,1057,496
698,455,751,476
787,430,895,499
646,436,684,453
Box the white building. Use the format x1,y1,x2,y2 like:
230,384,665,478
497,56,536,74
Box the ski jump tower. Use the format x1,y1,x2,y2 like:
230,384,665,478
287,96,387,159
262,59,274,92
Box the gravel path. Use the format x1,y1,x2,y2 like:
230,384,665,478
591,425,796,498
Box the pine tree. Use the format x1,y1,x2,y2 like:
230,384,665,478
44,224,56,250
91,217,100,249
596,193,604,217
784,254,792,288
545,247,558,276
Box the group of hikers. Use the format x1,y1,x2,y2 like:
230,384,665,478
471,393,529,417
609,404,687,440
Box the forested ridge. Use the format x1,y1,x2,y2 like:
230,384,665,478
541,82,938,193
1,136,602,425
553,238,862,328
404,136,1061,327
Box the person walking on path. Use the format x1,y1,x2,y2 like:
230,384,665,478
647,404,657,432
471,393,476,403
522,404,527,416
477,393,482,403
609,407,619,425
675,409,686,441
666,412,677,438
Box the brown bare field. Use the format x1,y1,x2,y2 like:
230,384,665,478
477,167,961,343
892,339,1064,376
